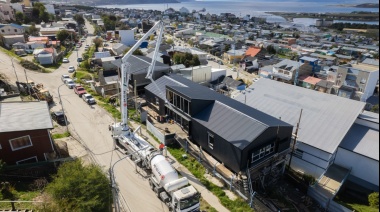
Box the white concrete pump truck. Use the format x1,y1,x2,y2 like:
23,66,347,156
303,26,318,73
109,20,201,212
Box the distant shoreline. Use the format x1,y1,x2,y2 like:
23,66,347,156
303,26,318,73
328,3,379,8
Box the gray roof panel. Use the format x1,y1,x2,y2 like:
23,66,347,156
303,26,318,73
0,101,53,133
193,101,267,150
339,124,379,161
235,79,366,153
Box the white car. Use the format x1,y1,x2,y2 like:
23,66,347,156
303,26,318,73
82,93,96,105
84,45,89,50
62,58,69,63
65,79,75,89
68,66,75,73
61,74,70,82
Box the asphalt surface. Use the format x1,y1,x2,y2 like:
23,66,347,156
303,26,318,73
0,20,169,212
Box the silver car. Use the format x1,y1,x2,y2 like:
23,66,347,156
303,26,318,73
65,79,75,89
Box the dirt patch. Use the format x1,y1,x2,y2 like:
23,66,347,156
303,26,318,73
223,189,237,201
51,123,67,135
204,173,224,188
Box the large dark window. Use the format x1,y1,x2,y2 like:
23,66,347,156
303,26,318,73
251,143,275,163
208,133,214,149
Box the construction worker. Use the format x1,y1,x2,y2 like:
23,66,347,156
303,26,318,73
159,142,165,154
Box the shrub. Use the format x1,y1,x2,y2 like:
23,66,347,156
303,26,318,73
302,173,316,185
369,192,379,208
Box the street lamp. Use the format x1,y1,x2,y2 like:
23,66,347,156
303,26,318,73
58,84,69,132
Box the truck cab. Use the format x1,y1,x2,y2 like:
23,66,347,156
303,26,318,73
172,186,200,212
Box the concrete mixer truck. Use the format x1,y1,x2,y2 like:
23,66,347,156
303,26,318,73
109,20,201,212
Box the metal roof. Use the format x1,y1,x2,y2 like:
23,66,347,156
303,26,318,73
127,55,169,75
234,78,366,154
339,124,379,161
192,101,267,150
146,74,292,145
0,101,53,133
358,111,379,124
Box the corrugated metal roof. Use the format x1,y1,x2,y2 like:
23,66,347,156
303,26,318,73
193,101,267,150
0,101,53,133
127,55,169,75
235,78,365,154
339,124,379,161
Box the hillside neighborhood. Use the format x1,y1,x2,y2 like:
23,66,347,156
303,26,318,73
0,0,379,212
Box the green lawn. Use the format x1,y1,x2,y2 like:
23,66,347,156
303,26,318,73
335,196,378,212
52,131,70,139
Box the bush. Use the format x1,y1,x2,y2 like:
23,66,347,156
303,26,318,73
20,59,48,72
369,192,379,208
302,173,316,185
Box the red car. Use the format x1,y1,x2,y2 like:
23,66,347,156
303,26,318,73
74,85,86,97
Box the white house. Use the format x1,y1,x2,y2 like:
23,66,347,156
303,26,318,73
0,23,25,35
177,66,212,84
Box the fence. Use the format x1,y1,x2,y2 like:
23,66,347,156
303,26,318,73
174,136,274,211
146,119,176,145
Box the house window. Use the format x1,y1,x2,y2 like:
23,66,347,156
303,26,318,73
9,135,33,151
208,132,214,149
251,143,275,163
16,156,38,165
1,30,4,33
14,29,17,32
8,29,10,32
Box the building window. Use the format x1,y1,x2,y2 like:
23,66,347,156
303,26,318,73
16,156,38,165
251,143,275,163
14,29,17,32
1,30,4,33
9,135,33,151
208,132,214,149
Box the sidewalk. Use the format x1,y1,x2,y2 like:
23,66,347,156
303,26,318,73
130,122,230,212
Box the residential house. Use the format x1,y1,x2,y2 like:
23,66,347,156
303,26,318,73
234,78,366,179
112,43,129,56
271,59,310,84
34,48,58,65
298,76,322,90
0,101,55,165
175,66,212,84
2,35,25,48
145,74,293,186
0,2,15,21
0,23,25,35
333,63,379,102
223,49,245,64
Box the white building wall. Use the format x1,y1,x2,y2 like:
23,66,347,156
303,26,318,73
355,118,379,130
335,147,379,187
119,30,135,46
362,70,379,102
211,68,226,81
180,66,211,84
290,142,334,178
10,3,23,12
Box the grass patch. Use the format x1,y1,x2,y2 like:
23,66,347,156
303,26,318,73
0,47,22,60
0,181,41,210
52,131,70,139
73,70,93,82
335,195,378,212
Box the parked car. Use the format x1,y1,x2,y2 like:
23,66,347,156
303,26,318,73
63,58,69,63
51,111,67,125
84,45,89,50
68,66,75,73
74,85,86,97
77,58,83,62
65,79,75,89
82,93,96,105
61,74,70,82
76,44,81,48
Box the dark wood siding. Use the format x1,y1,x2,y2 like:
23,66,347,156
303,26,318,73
0,129,54,165
191,119,242,173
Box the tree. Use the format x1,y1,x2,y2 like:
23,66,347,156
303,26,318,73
28,24,39,36
15,11,25,25
187,39,194,47
166,39,174,45
46,160,111,212
56,30,70,45
369,192,379,208
371,104,379,113
1,182,16,211
224,44,231,52
73,14,85,26
93,37,103,52
191,55,201,67
123,47,143,56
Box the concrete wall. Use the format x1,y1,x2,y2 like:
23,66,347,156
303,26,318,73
335,147,379,187
362,70,379,102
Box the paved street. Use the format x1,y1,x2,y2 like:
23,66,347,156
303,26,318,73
0,21,169,212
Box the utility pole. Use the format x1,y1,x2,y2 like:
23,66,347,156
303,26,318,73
23,69,31,96
11,58,21,96
58,84,69,133
288,109,303,169
134,80,138,110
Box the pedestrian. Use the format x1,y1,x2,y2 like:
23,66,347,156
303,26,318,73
159,142,165,154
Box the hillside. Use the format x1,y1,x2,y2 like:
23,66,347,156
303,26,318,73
355,3,379,8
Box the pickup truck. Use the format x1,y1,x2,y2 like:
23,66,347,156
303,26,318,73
74,85,86,97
